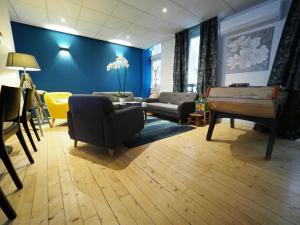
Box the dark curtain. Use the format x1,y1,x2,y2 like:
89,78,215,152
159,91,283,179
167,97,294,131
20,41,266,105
197,17,218,94
173,29,189,92
267,0,300,139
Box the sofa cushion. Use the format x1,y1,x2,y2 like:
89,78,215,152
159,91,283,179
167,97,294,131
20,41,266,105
159,92,172,104
147,102,178,114
159,92,196,105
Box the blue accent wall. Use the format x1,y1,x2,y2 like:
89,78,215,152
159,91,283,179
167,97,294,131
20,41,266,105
141,50,151,97
11,22,151,97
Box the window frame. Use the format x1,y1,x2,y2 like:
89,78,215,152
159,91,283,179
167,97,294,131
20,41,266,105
187,25,200,93
150,44,162,88
151,57,161,88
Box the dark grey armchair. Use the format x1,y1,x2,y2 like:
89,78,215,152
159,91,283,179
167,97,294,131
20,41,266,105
67,95,144,156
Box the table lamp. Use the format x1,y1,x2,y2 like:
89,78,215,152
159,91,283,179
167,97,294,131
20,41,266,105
6,52,41,88
6,52,46,137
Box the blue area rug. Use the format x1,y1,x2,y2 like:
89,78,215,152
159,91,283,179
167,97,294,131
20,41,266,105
124,116,195,148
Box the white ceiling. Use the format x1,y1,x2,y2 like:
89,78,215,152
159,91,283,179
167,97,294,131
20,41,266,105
8,0,266,49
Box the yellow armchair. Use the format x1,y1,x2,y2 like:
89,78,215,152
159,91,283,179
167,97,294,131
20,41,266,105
44,92,72,127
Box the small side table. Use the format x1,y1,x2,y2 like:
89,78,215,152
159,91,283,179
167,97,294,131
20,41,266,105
188,111,210,127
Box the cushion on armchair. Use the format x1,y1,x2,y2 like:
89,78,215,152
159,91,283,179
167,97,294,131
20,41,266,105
44,92,72,119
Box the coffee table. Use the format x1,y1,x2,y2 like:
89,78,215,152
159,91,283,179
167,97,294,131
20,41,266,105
113,102,147,121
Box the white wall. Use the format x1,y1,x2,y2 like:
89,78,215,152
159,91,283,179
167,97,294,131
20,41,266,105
0,0,19,87
218,0,291,86
160,38,175,92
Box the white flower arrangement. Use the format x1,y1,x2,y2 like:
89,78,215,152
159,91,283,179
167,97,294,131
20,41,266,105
106,56,130,98
107,56,129,71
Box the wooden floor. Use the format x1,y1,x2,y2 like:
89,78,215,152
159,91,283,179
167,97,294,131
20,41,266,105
0,121,300,225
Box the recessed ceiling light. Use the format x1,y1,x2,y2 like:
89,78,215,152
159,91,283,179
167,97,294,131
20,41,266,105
162,8,167,13
45,24,79,35
61,18,66,23
109,39,131,46
126,35,130,39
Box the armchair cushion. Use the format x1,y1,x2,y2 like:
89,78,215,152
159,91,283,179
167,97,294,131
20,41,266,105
56,98,68,104
44,92,72,119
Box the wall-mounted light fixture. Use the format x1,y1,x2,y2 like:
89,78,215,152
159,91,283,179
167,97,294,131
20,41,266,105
60,47,69,52
59,47,70,57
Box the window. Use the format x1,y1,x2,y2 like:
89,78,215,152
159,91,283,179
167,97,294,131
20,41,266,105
151,44,161,56
150,44,161,90
151,59,161,87
187,36,200,92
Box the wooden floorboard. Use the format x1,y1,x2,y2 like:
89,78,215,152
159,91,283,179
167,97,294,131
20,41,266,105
0,121,300,225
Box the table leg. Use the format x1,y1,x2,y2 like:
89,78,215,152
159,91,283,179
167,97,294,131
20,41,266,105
33,107,43,136
230,118,235,128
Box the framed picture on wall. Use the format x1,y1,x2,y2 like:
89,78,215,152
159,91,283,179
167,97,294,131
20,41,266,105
225,26,274,74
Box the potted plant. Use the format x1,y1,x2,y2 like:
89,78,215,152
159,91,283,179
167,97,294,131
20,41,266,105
107,56,130,105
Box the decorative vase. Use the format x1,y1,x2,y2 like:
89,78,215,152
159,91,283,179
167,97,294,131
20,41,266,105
119,97,126,105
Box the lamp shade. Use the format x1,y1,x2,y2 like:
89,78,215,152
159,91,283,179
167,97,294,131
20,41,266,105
6,52,41,71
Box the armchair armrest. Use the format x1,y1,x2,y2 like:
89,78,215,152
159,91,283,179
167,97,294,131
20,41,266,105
105,106,144,147
178,101,195,121
67,111,75,139
146,98,159,103
111,106,144,129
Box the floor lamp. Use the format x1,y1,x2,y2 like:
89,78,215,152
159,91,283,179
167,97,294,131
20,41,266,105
6,52,48,136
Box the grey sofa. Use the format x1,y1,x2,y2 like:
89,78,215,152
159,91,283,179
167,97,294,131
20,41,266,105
146,92,196,123
67,95,144,156
93,92,143,102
